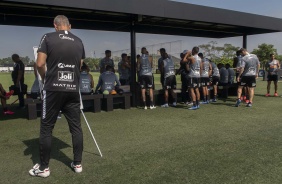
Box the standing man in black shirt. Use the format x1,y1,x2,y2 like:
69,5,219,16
11,54,25,108
29,15,85,178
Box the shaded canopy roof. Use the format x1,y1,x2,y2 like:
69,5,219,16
1,0,282,38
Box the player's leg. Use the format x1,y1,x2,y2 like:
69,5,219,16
266,79,271,96
39,91,61,170
140,76,147,109
148,76,155,109
274,76,278,96
62,92,83,166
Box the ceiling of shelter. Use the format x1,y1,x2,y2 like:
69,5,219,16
0,1,281,38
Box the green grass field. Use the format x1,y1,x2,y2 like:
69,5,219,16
1,73,282,184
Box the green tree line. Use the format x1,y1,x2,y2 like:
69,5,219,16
198,41,282,68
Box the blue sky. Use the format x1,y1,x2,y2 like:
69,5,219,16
1,0,282,60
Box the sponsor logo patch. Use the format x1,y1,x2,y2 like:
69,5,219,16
58,63,75,68
59,34,74,41
58,71,74,82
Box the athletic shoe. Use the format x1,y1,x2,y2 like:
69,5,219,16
161,104,169,108
71,162,82,173
186,102,193,106
197,105,200,109
144,106,148,110
29,164,50,178
200,101,208,104
245,100,250,104
246,102,252,107
265,93,270,97
3,110,14,115
235,99,241,107
5,90,14,98
212,99,217,102
274,93,279,97
188,105,198,110
172,102,177,107
150,105,156,109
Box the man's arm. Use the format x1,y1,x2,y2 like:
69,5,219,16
257,62,260,79
89,73,94,88
160,60,164,75
99,59,103,74
149,56,153,68
115,74,121,87
95,75,102,92
208,63,212,76
237,67,244,82
137,58,141,72
36,52,47,83
33,62,37,78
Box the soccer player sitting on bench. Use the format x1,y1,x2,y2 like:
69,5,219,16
79,65,94,95
95,65,120,94
80,65,95,110
0,83,14,115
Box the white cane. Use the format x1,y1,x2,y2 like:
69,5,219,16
79,90,103,157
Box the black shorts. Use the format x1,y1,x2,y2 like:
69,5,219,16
239,76,256,87
212,76,220,86
160,74,164,86
140,75,153,89
163,75,176,90
187,77,201,88
120,79,129,85
267,75,278,82
201,77,210,87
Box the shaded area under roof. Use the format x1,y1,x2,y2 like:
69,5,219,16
1,0,282,38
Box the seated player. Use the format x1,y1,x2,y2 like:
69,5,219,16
80,65,94,94
95,65,120,94
0,83,14,115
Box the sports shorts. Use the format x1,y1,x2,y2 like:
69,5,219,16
187,77,201,88
239,76,256,87
163,75,176,90
140,75,153,89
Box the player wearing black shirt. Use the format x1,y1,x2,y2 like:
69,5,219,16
11,54,25,108
29,15,85,178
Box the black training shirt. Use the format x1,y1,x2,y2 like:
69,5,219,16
12,60,25,84
38,30,85,92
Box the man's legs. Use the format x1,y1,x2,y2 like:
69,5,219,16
62,92,83,165
195,87,200,104
161,89,169,107
149,88,155,108
0,83,5,92
248,87,254,103
189,88,197,110
266,81,271,94
18,91,24,107
235,85,243,107
274,80,278,95
181,80,188,103
202,86,208,102
39,91,61,170
213,84,218,101
141,88,146,107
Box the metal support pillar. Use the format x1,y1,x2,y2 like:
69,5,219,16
243,34,247,49
130,21,137,107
